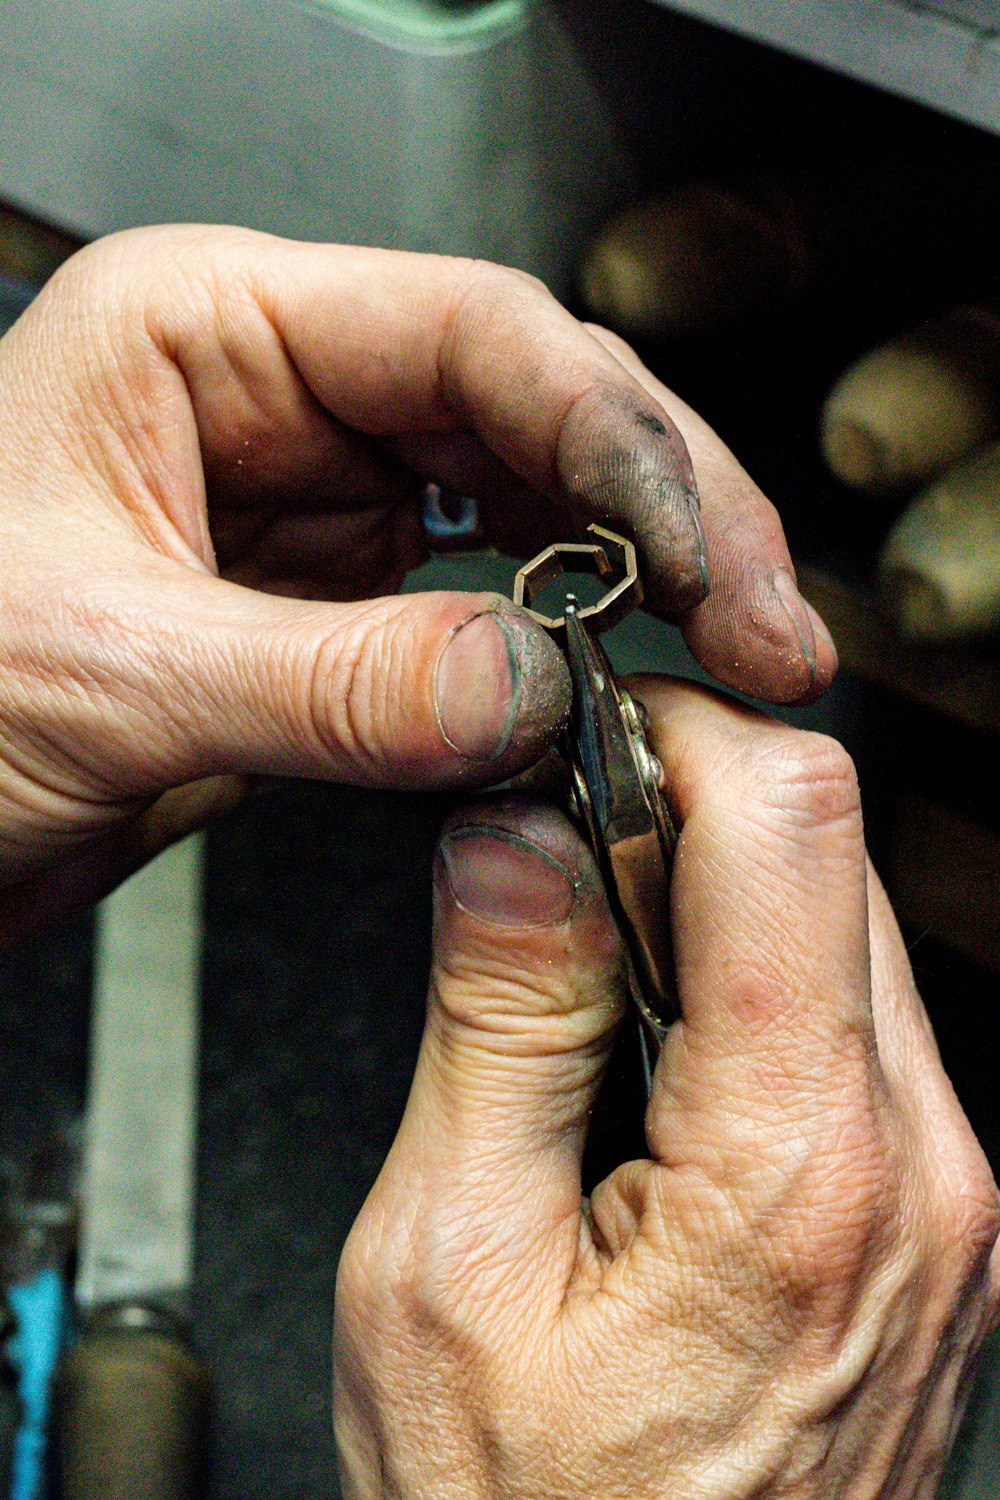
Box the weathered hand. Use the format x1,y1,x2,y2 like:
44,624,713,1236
335,679,998,1499
0,228,834,936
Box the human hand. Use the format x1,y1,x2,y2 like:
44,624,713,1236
335,679,999,1498
0,228,834,936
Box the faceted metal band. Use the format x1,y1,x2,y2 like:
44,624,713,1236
513,524,642,639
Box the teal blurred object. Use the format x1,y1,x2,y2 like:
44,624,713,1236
7,1269,70,1500
314,0,522,43
1,1298,16,1498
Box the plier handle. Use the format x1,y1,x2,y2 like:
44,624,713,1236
514,526,679,1087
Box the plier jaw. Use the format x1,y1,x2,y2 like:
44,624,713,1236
514,526,679,1081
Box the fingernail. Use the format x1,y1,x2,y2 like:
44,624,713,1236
804,599,839,670
434,606,569,763
638,444,709,608
686,490,710,596
772,569,817,679
439,827,577,928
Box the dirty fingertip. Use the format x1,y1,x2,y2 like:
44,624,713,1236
555,382,709,615
433,598,572,771
682,565,838,705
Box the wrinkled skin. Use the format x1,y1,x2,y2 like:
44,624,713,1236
0,227,835,941
2,223,989,1495
336,679,1000,1499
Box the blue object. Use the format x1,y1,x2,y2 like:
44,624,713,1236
421,484,483,547
7,1269,70,1500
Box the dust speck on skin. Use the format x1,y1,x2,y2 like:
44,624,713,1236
634,409,668,439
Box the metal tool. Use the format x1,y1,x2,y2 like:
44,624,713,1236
514,525,679,1086
56,835,210,1500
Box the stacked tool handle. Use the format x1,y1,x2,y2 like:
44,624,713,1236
61,835,209,1498
56,1308,210,1500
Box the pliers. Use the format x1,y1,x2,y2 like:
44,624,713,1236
513,526,679,1089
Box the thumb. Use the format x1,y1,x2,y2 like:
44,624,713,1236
381,797,627,1296
67,570,572,795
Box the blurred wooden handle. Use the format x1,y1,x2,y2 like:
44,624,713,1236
55,1315,210,1500
879,441,1000,642
578,183,805,339
821,306,1000,496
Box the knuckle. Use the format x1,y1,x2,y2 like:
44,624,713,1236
582,319,630,354
335,1209,404,1361
337,1168,544,1376
759,1093,894,1304
747,728,861,837
771,1116,1000,1341
308,613,374,766
335,1217,378,1316
305,601,438,778
39,231,132,297
464,257,550,302
430,962,620,1072
365,1206,491,1363
436,257,555,389
924,1151,1000,1283
338,1191,424,1326
51,228,195,327
445,258,550,340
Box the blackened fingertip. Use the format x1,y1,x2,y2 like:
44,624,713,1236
496,600,573,758
642,500,710,616
555,382,711,614
633,409,668,438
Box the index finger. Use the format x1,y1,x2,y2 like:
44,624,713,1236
125,229,826,698
267,244,709,611
630,676,876,1164
589,325,839,703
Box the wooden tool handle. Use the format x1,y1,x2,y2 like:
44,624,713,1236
878,440,1000,642
55,1312,210,1500
821,306,1000,496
